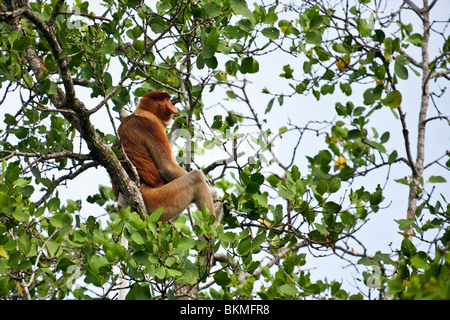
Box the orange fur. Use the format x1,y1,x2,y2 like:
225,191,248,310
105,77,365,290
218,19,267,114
112,91,216,222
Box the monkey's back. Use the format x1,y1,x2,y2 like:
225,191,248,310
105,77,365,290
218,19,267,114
117,114,166,188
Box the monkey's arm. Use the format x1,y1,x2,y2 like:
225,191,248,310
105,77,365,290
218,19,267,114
141,120,187,182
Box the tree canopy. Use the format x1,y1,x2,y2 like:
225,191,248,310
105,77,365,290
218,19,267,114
0,0,449,300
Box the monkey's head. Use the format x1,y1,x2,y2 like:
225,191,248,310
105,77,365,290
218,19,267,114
136,91,178,127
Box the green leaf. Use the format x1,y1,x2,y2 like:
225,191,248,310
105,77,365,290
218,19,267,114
339,82,352,96
126,26,143,40
237,237,252,256
395,219,414,230
373,29,385,42
223,26,246,40
177,237,195,251
167,268,182,277
348,129,361,139
382,90,402,108
324,201,342,213
131,231,146,245
13,36,31,51
0,277,9,296
366,140,386,153
388,150,398,163
315,179,328,195
225,60,238,76
4,114,17,126
265,97,275,114
148,207,163,222
261,27,280,40
0,192,8,212
401,238,416,257
205,3,222,17
356,18,371,37
204,56,218,69
279,284,298,296
220,232,237,243
237,19,254,32
264,6,278,24
8,251,21,268
13,206,29,222
98,39,117,55
48,214,72,228
363,86,382,105
246,181,260,195
428,175,446,183
320,83,335,95
394,60,408,80
47,197,61,212
305,30,322,45
328,177,341,193
230,0,253,18
155,266,166,279
314,223,328,235
240,57,259,74
214,270,231,287
387,276,405,295
309,15,324,30
5,163,20,184
380,131,390,144
358,257,375,266
406,33,424,46
252,232,266,250
394,177,409,185
369,185,384,206
202,45,216,59
410,256,427,269
251,172,265,185
150,17,167,34
126,284,152,300
46,241,61,258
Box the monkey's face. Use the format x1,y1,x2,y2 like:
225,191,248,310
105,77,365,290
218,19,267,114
137,91,178,126
156,96,178,124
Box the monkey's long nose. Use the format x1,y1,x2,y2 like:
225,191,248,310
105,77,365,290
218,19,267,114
168,104,178,114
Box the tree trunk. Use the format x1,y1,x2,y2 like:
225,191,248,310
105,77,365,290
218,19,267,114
405,0,430,239
2,0,147,215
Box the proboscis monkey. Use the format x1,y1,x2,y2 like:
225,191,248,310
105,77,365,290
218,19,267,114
112,91,220,223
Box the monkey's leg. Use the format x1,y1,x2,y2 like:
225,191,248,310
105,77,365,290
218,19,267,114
141,170,215,222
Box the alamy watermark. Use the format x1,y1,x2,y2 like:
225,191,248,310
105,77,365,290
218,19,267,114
169,127,279,170
367,266,382,289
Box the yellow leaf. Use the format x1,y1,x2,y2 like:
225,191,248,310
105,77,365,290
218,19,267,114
334,155,347,170
280,25,290,35
0,245,8,259
336,55,350,72
259,219,272,227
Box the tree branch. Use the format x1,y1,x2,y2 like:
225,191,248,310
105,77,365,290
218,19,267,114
4,0,146,215
88,3,189,115
0,150,91,162
47,0,64,27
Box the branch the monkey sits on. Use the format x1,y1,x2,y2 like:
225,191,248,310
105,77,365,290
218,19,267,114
112,91,222,223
